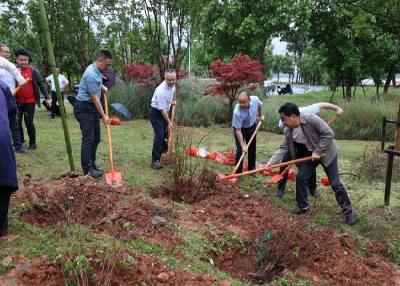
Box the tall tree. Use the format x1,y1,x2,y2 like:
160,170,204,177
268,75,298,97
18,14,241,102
199,0,293,66
141,0,205,78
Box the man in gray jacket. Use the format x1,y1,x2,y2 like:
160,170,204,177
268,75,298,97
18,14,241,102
265,102,356,225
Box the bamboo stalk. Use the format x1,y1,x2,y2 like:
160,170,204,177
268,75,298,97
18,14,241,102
39,0,75,170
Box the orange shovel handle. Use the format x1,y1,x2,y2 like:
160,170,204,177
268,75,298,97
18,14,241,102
103,92,114,171
221,156,314,180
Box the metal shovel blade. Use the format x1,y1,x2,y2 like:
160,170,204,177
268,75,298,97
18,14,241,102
105,170,122,187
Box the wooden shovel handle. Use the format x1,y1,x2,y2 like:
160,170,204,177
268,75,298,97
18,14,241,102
231,120,263,175
103,92,114,171
222,156,314,180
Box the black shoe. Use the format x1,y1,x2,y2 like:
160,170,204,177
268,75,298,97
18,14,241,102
28,143,37,150
15,146,28,154
87,168,103,178
151,161,163,169
345,210,357,225
310,189,321,197
90,161,103,172
291,206,309,215
276,189,285,198
0,228,8,237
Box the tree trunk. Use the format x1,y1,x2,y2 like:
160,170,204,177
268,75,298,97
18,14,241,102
345,82,352,101
392,74,396,87
376,83,379,95
353,85,357,98
277,73,280,83
384,72,393,94
342,82,345,99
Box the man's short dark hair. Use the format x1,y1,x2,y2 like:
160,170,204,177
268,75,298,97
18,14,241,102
278,102,300,117
15,48,30,58
164,68,176,74
96,50,113,60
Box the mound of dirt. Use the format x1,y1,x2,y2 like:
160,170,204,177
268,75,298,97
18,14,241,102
0,251,217,286
151,168,238,204
94,249,216,286
187,189,400,285
16,177,181,248
0,255,64,286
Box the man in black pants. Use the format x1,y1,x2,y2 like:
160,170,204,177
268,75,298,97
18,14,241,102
74,50,112,177
0,80,19,236
266,103,356,225
276,102,343,198
149,69,177,169
14,48,51,150
232,90,264,176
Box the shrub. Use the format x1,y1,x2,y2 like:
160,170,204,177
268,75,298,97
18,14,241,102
207,55,265,115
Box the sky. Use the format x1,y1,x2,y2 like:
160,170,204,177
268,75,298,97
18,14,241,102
272,37,288,55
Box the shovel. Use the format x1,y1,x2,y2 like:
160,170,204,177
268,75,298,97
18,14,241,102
12,78,31,97
161,90,177,163
219,156,314,181
103,92,122,186
231,120,263,175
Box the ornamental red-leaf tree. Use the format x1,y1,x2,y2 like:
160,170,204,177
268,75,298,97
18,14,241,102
207,55,264,116
122,64,158,85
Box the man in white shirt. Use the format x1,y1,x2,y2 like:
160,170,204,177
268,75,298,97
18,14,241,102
0,43,28,153
232,91,264,175
46,68,69,118
148,69,176,169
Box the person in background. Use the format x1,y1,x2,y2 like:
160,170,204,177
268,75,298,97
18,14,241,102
0,43,28,153
46,68,69,118
14,48,51,150
232,90,264,176
149,69,177,169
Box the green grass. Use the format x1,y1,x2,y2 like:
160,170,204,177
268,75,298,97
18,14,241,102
2,96,400,285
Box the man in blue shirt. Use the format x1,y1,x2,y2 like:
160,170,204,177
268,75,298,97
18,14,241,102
149,69,177,169
232,90,264,175
74,50,113,178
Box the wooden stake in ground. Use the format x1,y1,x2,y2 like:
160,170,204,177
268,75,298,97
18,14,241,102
38,0,75,171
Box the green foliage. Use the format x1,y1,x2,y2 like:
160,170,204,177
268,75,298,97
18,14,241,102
198,0,293,64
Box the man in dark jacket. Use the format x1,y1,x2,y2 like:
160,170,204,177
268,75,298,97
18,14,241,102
14,48,51,150
0,80,19,236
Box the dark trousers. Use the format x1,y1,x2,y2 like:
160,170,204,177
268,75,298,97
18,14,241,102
0,188,13,235
17,102,36,145
51,91,65,117
296,154,352,211
8,109,23,150
149,107,168,162
74,100,100,174
233,124,257,174
278,142,316,194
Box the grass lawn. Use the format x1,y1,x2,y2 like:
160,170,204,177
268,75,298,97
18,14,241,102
2,91,400,285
